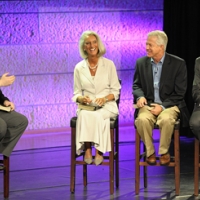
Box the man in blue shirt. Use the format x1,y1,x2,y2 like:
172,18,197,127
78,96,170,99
133,30,188,165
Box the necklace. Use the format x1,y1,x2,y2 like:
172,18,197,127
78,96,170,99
87,60,98,71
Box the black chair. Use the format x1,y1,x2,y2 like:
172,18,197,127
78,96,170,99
0,155,9,198
135,119,180,195
70,81,121,195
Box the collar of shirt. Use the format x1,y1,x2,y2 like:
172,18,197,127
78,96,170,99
150,53,165,64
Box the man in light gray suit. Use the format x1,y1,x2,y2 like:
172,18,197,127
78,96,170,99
190,57,200,140
0,73,28,157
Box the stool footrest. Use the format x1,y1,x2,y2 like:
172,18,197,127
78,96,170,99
139,161,176,167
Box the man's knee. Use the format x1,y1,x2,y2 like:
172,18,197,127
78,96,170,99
157,111,178,125
21,115,28,129
189,118,200,130
135,117,153,128
135,116,148,123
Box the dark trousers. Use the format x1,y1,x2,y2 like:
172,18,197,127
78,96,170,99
0,110,28,157
189,104,200,140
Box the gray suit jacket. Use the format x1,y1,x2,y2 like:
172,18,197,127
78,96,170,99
133,52,189,127
192,57,200,104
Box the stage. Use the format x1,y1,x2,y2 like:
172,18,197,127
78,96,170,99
0,126,198,200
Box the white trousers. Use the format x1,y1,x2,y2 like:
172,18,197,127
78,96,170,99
76,108,117,155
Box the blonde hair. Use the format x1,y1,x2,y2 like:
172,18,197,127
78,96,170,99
79,30,106,59
148,30,168,51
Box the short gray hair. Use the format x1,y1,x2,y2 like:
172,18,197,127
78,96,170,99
148,30,168,51
79,30,106,59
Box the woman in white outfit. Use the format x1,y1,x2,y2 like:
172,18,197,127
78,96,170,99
72,30,121,165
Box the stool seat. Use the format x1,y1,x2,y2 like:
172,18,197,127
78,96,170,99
70,117,77,127
70,116,118,129
154,119,180,129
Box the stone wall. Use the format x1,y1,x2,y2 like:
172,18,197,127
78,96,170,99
0,0,163,131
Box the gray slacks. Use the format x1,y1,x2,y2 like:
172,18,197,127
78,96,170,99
189,104,200,140
0,110,28,157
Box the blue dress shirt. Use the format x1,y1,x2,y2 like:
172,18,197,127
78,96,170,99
151,54,165,105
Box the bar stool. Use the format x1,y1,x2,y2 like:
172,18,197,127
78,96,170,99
135,119,180,195
70,116,119,195
0,155,9,198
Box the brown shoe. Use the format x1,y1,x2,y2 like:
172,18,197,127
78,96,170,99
146,153,156,165
160,153,170,166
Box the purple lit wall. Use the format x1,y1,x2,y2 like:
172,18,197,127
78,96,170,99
0,0,163,132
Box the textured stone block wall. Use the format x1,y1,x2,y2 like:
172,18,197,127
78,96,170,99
0,0,163,131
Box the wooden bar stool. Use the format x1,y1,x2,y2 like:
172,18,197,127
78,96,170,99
194,137,200,196
70,116,119,195
135,119,180,195
0,155,9,198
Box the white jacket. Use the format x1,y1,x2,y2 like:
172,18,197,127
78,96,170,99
72,57,121,114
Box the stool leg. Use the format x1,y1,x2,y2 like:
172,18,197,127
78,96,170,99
143,143,147,188
135,130,140,195
174,129,180,196
3,155,9,198
194,138,199,196
70,127,76,193
115,127,119,188
109,129,114,195
83,162,87,186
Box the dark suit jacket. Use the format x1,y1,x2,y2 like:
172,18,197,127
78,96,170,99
0,89,9,105
133,52,190,127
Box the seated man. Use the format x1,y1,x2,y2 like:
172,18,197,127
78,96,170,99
0,73,28,157
190,57,200,140
133,30,188,165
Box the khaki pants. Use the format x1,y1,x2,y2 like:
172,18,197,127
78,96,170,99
135,105,180,157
